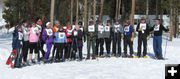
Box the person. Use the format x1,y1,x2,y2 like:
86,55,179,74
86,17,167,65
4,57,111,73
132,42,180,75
42,22,54,60
64,23,73,60
123,20,134,58
35,17,45,60
71,25,84,60
112,19,123,57
86,21,97,60
12,25,23,68
78,21,86,42
135,17,150,58
54,26,67,61
52,20,60,61
28,22,40,64
104,20,113,57
20,19,29,65
95,21,105,57
150,19,169,59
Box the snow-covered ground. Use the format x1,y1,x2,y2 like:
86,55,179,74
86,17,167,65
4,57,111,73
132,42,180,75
0,28,180,79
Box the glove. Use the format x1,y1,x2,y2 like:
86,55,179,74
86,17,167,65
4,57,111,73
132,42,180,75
138,27,142,31
46,35,49,39
147,35,150,40
121,34,124,39
131,37,134,42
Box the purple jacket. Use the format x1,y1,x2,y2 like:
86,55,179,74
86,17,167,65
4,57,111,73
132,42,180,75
42,28,54,44
72,29,84,47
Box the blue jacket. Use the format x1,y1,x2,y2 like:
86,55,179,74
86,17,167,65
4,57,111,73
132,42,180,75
124,25,134,36
12,29,23,49
54,30,67,43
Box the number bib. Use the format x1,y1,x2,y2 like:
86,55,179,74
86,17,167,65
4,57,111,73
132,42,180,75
74,31,78,36
59,32,65,38
140,23,146,33
98,25,104,33
18,32,23,40
114,25,120,32
46,29,53,36
88,25,95,32
24,28,29,34
124,26,130,32
154,25,160,31
105,26,110,32
32,27,39,34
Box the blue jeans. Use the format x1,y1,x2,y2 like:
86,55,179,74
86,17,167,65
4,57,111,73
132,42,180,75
153,36,162,57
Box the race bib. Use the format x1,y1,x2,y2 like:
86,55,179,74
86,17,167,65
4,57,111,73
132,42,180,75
140,23,146,30
105,26,110,32
24,28,29,34
74,31,78,36
18,32,23,40
88,25,95,32
36,25,42,32
67,29,72,35
59,32,65,38
32,27,39,34
98,25,104,33
124,26,130,32
46,29,53,36
114,25,120,32
154,25,160,31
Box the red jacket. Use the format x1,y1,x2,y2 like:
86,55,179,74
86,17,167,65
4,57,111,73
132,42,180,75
65,29,73,43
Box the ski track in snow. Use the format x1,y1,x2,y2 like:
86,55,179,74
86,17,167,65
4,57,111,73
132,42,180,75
0,33,180,79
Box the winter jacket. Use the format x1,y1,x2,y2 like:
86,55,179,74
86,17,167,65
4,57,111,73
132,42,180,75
136,23,149,36
86,24,97,39
52,25,59,34
42,28,54,44
12,29,23,49
112,24,123,33
29,27,40,43
123,25,134,36
150,24,169,36
96,24,105,39
72,29,84,47
65,29,73,43
54,30,67,43
104,25,113,38
21,25,29,41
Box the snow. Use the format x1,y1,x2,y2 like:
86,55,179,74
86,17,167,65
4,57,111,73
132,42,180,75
0,0,6,27
0,28,180,79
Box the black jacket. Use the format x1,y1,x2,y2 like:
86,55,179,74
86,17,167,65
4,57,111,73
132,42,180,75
150,24,169,36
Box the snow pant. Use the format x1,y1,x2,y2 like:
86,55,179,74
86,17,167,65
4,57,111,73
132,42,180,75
64,42,72,59
15,48,21,67
72,39,83,60
45,42,53,59
54,43,65,60
29,43,38,54
113,33,122,56
87,37,96,58
37,40,45,59
19,41,29,65
105,38,111,55
95,38,104,56
137,34,147,57
52,45,57,59
124,35,133,55
153,36,162,57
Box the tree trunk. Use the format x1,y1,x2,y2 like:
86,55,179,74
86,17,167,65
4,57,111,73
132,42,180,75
93,0,96,24
88,1,92,25
99,0,104,20
115,0,119,19
117,0,121,19
50,0,55,26
75,0,79,25
169,0,173,41
146,0,149,23
70,0,74,24
131,0,135,27
83,0,88,30
155,0,159,19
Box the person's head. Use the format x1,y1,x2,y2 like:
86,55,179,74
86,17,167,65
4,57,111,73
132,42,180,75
22,19,28,27
78,21,82,27
141,17,146,23
115,19,119,24
46,22,51,29
124,20,131,26
31,22,36,27
107,20,111,26
67,22,72,29
18,27,22,32
54,20,60,26
98,21,103,25
89,21,94,25
35,17,42,25
155,19,160,25
59,26,63,31
75,25,80,30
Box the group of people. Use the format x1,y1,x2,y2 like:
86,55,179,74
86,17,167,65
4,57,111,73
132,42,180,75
12,17,169,68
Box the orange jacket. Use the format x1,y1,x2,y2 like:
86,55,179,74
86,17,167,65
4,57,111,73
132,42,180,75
52,25,58,34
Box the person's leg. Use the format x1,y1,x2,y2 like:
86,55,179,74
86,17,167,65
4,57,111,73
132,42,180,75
87,39,91,58
52,45,56,59
95,39,100,56
129,36,134,56
157,36,163,57
59,43,64,60
143,35,147,57
112,34,117,55
45,43,53,59
79,46,83,60
15,48,20,67
100,38,104,56
55,44,60,60
137,36,142,57
117,34,122,56
40,41,45,57
123,36,128,56
92,38,96,58
153,37,158,57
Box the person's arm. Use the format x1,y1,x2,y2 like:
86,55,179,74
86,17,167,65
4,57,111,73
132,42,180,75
161,24,169,32
136,23,140,32
146,24,150,36
41,29,47,42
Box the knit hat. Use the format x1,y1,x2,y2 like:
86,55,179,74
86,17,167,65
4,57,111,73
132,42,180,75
46,22,51,26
